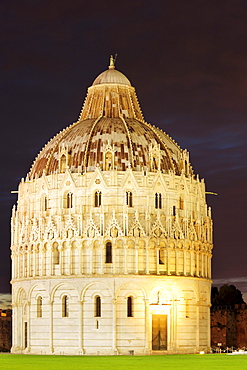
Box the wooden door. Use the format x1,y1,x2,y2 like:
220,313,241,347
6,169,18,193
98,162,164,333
152,314,167,350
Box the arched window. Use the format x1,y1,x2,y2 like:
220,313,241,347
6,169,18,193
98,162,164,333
127,296,133,317
53,243,59,265
126,191,133,207
62,295,69,317
66,192,73,208
94,191,102,207
105,242,112,263
155,193,162,209
37,296,42,318
95,295,101,317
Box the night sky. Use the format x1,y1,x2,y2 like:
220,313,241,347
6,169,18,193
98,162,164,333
1,0,247,308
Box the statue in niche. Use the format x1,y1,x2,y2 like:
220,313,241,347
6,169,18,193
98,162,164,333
67,228,74,238
48,230,54,240
88,227,95,238
105,152,112,170
110,226,118,238
152,156,158,170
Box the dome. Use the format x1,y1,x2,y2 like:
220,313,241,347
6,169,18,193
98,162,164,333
92,56,131,86
92,68,131,86
29,61,193,179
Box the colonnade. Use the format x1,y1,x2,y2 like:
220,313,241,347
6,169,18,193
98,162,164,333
12,239,212,280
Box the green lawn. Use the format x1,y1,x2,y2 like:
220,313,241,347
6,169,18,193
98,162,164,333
0,354,246,370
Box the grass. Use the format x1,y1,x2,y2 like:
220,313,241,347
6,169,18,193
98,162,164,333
0,353,246,370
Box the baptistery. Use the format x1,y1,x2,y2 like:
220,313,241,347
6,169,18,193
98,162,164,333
11,57,213,355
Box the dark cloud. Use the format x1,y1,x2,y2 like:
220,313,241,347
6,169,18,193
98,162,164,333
1,0,247,297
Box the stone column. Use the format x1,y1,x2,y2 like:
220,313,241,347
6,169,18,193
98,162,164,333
78,301,83,353
183,250,187,275
135,248,139,274
190,251,194,276
49,300,54,353
124,247,127,274
209,253,212,279
39,244,43,276
206,303,211,352
171,300,178,352
11,254,14,280
22,252,25,278
89,247,93,274
145,299,150,353
112,299,117,353
27,301,31,352
196,302,200,351
27,250,31,277
32,251,35,277
208,253,211,278
201,253,205,277
79,246,82,274
16,252,20,278
175,249,179,275
100,247,104,274
31,250,34,277
156,249,160,274
68,245,72,275
145,247,149,274
206,253,209,278
167,249,171,275
49,247,53,276
196,252,199,277
59,246,63,275
112,245,116,274
38,244,43,276
204,253,206,277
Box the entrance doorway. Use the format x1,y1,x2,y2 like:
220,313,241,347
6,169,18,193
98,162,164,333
152,314,167,350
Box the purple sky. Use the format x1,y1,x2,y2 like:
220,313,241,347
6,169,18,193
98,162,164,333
1,0,247,307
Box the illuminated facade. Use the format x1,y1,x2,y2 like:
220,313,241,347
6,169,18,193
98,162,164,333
11,57,213,355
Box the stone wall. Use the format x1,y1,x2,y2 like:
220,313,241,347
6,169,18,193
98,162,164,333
3,305,247,352
211,304,247,349
0,310,12,352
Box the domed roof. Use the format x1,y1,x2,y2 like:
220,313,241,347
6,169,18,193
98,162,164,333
93,67,131,86
93,56,131,86
29,59,193,180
